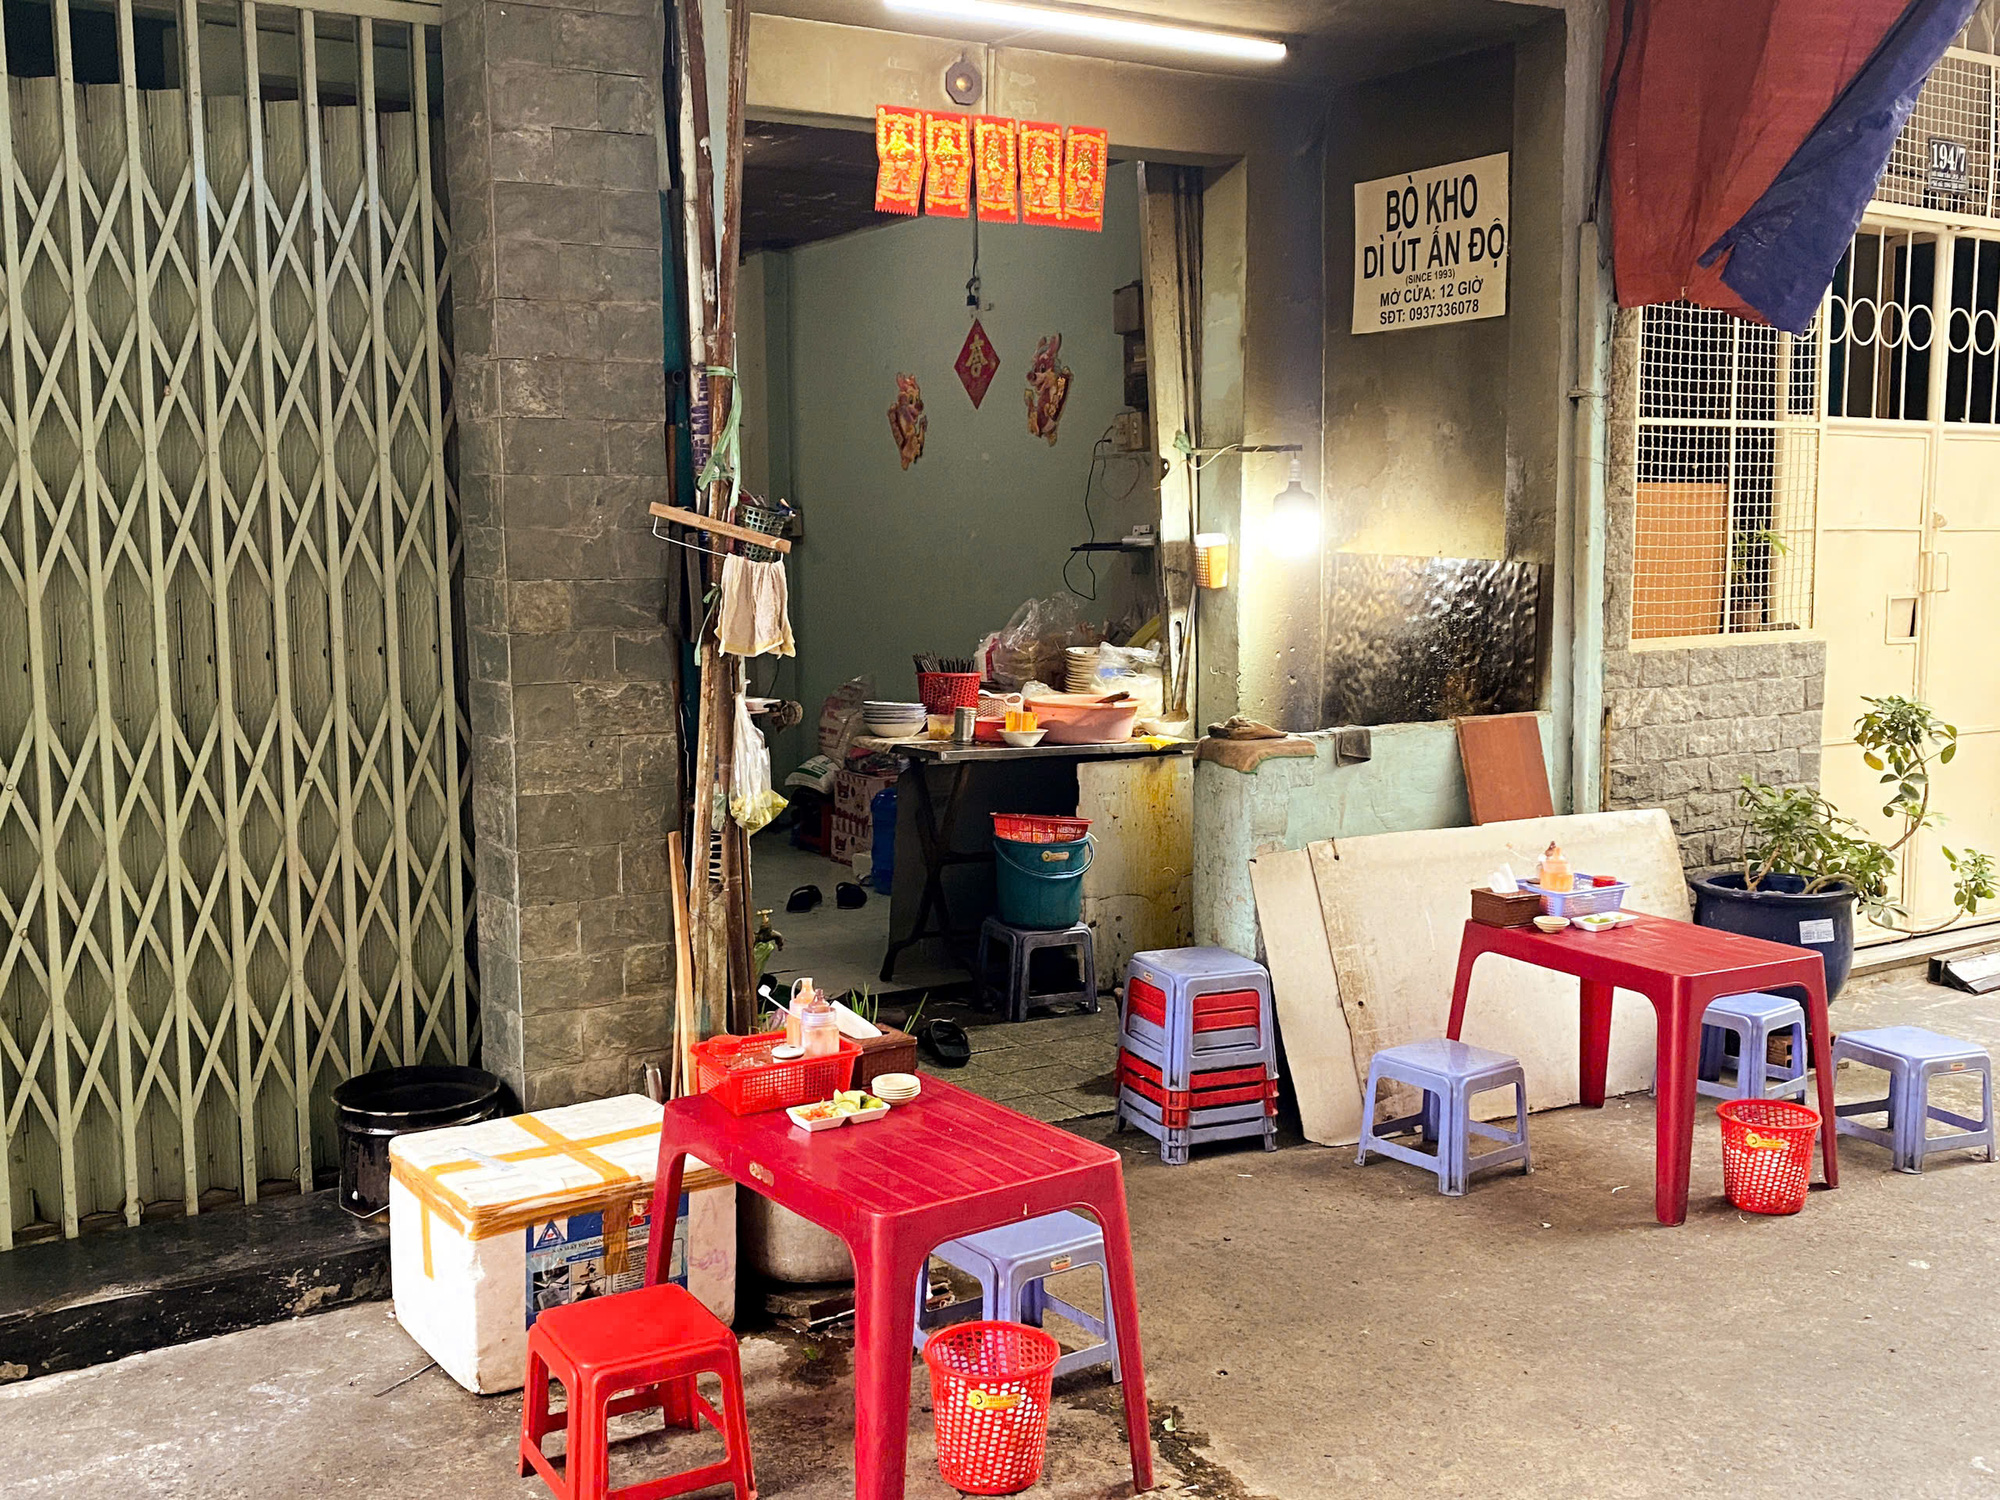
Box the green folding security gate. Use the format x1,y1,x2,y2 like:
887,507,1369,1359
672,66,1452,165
0,0,471,1245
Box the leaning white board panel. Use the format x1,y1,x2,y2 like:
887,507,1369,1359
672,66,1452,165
1250,848,1364,1145
1309,809,1690,1114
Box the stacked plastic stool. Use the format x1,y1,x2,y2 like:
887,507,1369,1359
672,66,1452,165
910,1210,1121,1381
1356,1039,1531,1196
1832,1026,1996,1174
1114,947,1278,1165
1695,991,1810,1102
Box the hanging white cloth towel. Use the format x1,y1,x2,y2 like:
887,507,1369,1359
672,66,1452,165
717,554,795,657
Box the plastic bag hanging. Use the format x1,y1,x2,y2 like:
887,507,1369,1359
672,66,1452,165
729,693,787,835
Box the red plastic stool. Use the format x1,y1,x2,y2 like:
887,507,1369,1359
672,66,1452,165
519,1282,756,1500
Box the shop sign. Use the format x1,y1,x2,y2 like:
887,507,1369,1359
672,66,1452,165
1352,151,1509,335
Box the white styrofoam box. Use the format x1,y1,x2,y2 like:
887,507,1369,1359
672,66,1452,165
388,1093,735,1394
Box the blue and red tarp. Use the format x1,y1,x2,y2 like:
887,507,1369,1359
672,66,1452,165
1603,0,1980,334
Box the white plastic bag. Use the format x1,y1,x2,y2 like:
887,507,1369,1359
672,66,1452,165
730,693,787,834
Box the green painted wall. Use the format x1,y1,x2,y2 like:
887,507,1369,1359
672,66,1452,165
1194,716,1557,956
755,164,1145,771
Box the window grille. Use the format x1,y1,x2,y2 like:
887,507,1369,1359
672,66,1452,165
1828,226,1939,419
1946,235,2000,422
1631,303,1819,640
1875,50,1995,218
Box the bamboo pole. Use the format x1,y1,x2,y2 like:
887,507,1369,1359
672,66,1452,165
674,0,756,1039
667,831,696,1096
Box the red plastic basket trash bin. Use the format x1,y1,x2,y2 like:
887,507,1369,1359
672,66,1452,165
922,1321,1062,1495
1717,1098,1820,1214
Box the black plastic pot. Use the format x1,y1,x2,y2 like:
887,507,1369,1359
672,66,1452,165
333,1065,506,1218
1690,871,1856,999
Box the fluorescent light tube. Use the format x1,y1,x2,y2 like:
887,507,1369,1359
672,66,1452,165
884,0,1287,63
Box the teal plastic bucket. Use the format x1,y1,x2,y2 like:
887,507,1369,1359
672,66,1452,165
993,834,1094,929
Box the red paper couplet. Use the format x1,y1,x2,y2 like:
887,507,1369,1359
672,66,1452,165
875,106,924,215
924,112,973,218
1018,120,1066,228
974,116,1019,223
1062,126,1108,231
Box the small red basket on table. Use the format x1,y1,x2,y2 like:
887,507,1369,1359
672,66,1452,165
918,671,980,713
692,1031,862,1115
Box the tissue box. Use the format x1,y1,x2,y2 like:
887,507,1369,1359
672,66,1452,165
388,1094,735,1393
1469,886,1543,927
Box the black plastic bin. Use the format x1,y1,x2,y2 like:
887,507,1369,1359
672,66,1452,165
333,1065,506,1218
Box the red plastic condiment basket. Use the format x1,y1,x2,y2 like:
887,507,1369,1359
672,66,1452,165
1717,1098,1820,1214
692,1031,862,1115
923,1321,1061,1495
990,812,1091,844
918,671,980,712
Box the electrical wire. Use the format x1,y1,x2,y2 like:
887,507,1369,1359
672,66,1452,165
1064,420,1143,602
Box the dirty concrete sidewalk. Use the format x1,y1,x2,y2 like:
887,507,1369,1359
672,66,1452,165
4,963,1999,1499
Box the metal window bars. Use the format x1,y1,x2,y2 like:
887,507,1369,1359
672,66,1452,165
0,0,470,1247
1631,302,1820,641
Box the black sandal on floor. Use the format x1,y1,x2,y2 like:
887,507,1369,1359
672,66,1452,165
919,1018,971,1068
835,882,866,909
785,884,823,913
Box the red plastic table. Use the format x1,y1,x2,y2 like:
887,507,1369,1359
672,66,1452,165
642,1078,1153,1500
1445,914,1840,1225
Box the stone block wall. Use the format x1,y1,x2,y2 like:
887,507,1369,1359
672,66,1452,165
1601,641,1825,875
1599,308,1829,877
442,0,678,1107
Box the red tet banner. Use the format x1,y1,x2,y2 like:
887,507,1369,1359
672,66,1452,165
974,116,1019,223
1061,126,1108,232
875,106,924,215
1018,120,1066,228
877,109,1103,231
923,111,972,218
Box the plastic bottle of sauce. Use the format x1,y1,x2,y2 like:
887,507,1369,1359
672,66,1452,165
800,995,840,1059
1538,842,1574,893
785,978,815,1049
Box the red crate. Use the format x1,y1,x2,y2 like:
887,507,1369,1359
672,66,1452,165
1126,979,1264,1034
1117,1049,1276,1127
692,1031,861,1115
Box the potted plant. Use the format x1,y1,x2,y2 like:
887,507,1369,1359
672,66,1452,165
1692,695,1995,997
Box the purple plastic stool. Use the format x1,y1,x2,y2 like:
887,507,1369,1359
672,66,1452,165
1357,1039,1530,1196
1832,1026,1995,1174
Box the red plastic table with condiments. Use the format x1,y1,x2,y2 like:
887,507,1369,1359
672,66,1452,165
642,1077,1153,1500
1445,913,1840,1225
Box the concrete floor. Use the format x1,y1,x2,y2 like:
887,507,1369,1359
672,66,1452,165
6,964,1999,1499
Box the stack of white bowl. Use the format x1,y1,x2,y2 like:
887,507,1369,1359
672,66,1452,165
862,700,926,738
1065,646,1102,693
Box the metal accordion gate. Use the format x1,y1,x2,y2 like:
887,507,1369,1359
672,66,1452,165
0,0,471,1246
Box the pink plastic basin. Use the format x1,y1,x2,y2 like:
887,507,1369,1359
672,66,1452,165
1022,694,1141,745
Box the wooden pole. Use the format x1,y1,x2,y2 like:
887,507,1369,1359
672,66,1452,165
674,0,756,1039
667,831,697,1095
714,0,756,1033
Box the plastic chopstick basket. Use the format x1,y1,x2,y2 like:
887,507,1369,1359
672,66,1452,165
1718,1098,1820,1214
923,1321,1062,1495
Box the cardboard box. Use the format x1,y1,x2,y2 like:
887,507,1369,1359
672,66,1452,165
834,767,898,821
388,1094,735,1394
830,811,871,867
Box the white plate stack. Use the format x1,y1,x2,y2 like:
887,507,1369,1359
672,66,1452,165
862,701,926,738
871,1072,922,1104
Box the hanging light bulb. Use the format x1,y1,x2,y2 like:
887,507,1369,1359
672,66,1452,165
1266,457,1319,559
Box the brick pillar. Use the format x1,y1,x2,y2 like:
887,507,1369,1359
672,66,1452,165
442,0,679,1107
